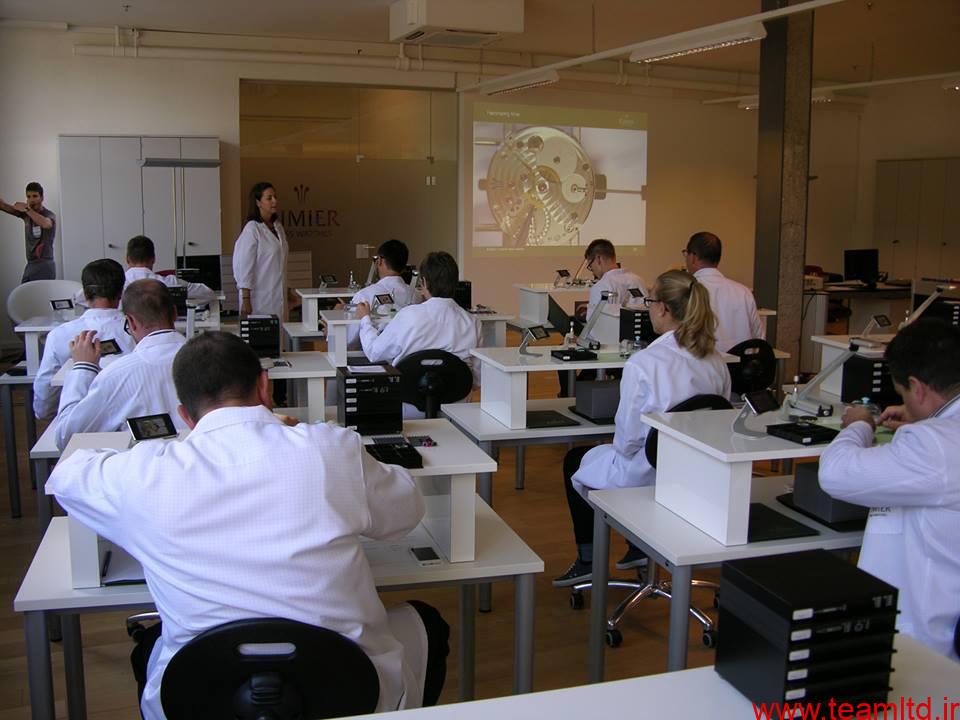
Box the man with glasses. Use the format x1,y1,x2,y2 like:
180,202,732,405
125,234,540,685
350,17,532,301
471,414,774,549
54,279,187,450
33,259,134,420
682,231,763,352
582,239,648,341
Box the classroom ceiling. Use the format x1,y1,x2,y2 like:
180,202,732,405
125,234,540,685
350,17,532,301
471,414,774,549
1,0,958,83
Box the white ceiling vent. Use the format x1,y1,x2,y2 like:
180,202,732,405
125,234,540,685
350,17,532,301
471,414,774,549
389,0,524,47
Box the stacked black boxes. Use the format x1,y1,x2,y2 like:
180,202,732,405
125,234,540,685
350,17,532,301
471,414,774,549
716,550,897,715
239,315,280,359
337,364,403,435
840,356,900,407
619,307,658,345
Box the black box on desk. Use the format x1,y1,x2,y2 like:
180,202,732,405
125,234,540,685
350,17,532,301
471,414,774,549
240,315,280,358
337,364,402,435
841,356,899,407
793,462,868,524
619,307,659,345
715,550,897,712
574,379,620,423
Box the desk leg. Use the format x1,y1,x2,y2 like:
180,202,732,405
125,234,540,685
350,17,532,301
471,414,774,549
35,458,53,534
458,584,476,701
25,611,54,720
26,388,37,488
514,445,525,490
513,573,535,693
62,613,87,720
1,384,22,518
666,565,692,671
567,370,575,397
587,507,610,683
477,442,494,615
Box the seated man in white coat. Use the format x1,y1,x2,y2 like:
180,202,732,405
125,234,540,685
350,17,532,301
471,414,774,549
356,251,481,413
340,239,417,349
819,320,960,660
33,259,135,420
54,280,187,450
683,231,763,353
48,331,450,718
123,235,214,298
583,239,648,334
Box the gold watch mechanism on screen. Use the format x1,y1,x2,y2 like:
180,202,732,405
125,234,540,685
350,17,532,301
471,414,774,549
479,126,608,248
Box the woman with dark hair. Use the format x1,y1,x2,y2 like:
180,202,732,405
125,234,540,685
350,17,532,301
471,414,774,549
553,269,732,586
232,182,288,318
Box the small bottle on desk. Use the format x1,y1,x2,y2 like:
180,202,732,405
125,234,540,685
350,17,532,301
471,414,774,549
564,322,576,348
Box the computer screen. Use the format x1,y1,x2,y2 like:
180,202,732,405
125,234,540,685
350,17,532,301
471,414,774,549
843,249,879,285
177,254,222,291
547,295,584,336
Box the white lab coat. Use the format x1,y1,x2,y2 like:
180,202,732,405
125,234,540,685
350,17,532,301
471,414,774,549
819,397,960,660
346,275,418,348
232,220,289,318
572,330,731,493
32,308,135,420
359,296,482,387
124,267,214,299
693,267,763,353
586,268,648,339
54,330,187,450
48,405,426,718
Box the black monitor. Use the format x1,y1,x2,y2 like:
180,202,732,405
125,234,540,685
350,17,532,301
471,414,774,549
843,249,879,286
548,295,584,335
177,254,222,291
453,281,472,311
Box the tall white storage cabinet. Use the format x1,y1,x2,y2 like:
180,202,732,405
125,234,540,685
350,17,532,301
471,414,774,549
58,135,221,281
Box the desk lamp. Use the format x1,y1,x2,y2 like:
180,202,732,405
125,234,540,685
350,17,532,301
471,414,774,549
899,279,959,329
577,291,615,350
782,339,877,419
570,257,588,286
518,325,549,356
858,313,891,338
553,268,572,288
364,255,380,287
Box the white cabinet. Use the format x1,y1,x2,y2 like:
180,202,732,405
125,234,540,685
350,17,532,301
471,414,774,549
58,135,221,280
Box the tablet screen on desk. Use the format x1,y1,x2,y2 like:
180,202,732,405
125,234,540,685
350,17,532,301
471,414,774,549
99,338,122,356
321,274,338,284
375,293,394,305
127,413,178,442
50,298,74,311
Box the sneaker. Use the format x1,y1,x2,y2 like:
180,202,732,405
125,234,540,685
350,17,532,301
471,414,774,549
615,547,648,571
552,559,593,587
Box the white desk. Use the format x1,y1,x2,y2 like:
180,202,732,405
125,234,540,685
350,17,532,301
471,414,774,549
513,282,591,327
14,314,76,375
282,320,325,351
587,477,864,677
15,502,543,720
810,334,893,397
1,363,38,518
347,635,956,720
296,286,358,329
642,405,842,546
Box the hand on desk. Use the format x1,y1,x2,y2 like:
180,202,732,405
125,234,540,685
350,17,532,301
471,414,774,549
354,302,371,320
69,330,102,366
878,404,912,431
841,406,876,430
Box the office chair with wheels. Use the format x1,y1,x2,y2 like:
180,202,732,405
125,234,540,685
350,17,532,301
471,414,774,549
6,279,83,324
570,393,733,649
395,350,474,419
726,339,776,395
159,617,379,720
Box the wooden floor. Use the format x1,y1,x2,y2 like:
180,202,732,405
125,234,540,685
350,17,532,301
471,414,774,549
0,355,719,718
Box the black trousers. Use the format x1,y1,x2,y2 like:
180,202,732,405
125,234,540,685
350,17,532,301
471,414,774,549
131,601,450,713
564,445,596,545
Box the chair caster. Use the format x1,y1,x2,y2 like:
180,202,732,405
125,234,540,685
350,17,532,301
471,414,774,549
702,630,717,649
605,629,623,648
570,592,585,611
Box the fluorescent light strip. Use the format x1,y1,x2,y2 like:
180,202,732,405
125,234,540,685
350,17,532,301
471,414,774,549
485,69,560,96
630,22,767,64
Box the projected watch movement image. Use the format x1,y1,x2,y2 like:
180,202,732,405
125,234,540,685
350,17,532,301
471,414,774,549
473,103,648,255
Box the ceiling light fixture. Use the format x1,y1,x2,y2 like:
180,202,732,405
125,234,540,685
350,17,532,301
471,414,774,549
942,77,960,91
484,69,560,96
629,21,766,64
737,98,760,110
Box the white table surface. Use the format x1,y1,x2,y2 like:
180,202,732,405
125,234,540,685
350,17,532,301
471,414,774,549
342,634,957,720
472,345,629,373
296,287,357,299
512,283,593,293
283,321,325,338
811,333,892,355
442,399,614,443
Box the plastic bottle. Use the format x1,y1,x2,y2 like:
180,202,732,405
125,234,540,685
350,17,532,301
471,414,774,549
348,270,358,290
852,396,882,420
564,322,576,348
791,375,801,405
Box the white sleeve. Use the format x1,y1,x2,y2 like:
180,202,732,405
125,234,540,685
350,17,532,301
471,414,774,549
32,332,65,420
359,315,405,364
611,361,651,459
358,437,424,540
232,222,258,291
819,422,952,507
54,362,103,450
748,294,764,340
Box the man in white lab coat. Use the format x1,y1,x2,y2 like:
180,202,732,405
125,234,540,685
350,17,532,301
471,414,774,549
583,238,648,333
819,320,960,660
54,280,187,450
123,235,215,298
48,331,449,719
340,239,417,349
683,231,764,353
33,259,135,420
356,251,481,398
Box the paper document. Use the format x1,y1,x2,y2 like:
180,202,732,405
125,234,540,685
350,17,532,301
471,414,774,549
350,365,387,374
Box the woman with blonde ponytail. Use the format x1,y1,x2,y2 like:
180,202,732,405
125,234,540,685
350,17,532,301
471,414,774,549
553,269,732,587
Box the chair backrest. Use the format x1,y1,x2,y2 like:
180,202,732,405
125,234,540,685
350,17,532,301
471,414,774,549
160,618,379,720
726,338,776,395
394,349,474,419
644,394,733,468
6,279,84,324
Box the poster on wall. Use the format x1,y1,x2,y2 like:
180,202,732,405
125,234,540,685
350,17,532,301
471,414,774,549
473,102,648,258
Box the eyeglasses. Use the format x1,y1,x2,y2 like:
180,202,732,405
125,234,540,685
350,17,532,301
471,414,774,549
642,297,661,307
680,249,690,257
586,255,597,270
123,318,131,335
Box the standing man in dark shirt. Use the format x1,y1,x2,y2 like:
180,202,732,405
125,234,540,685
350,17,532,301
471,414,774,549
1,181,57,282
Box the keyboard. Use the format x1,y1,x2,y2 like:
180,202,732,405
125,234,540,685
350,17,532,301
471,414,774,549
364,441,424,469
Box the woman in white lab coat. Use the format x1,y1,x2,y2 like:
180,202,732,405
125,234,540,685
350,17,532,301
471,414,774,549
232,182,288,319
553,270,732,586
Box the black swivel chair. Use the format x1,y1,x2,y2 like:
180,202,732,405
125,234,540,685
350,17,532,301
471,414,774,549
726,338,777,396
570,394,733,649
159,618,379,720
395,350,474,419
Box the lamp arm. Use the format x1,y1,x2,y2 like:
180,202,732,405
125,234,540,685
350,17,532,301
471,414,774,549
577,295,612,348
901,286,945,328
